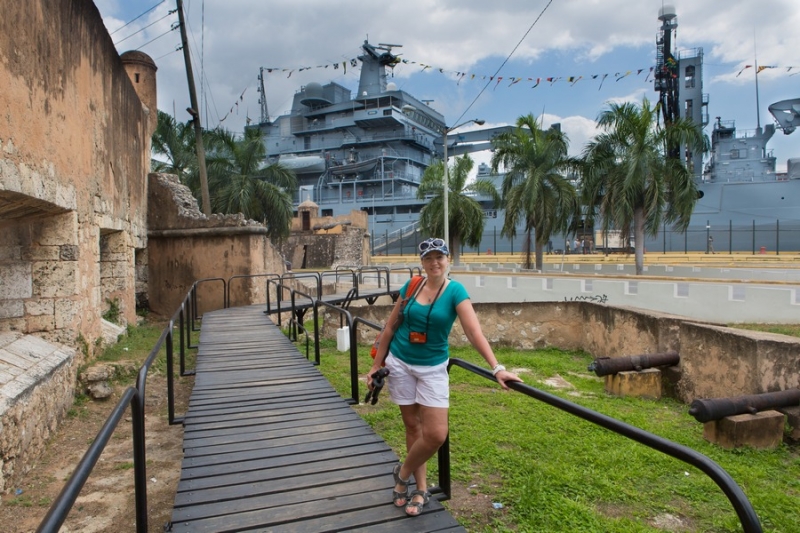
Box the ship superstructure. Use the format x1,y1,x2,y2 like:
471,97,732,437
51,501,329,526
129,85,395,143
255,14,799,254
255,41,508,251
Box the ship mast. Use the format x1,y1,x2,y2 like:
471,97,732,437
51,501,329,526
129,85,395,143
754,37,761,131
258,67,270,124
654,6,679,127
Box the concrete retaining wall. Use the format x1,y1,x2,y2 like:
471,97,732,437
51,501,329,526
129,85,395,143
336,299,799,404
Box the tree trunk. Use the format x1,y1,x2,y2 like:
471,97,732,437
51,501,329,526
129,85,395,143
523,229,533,269
633,207,645,275
451,234,461,265
534,241,544,271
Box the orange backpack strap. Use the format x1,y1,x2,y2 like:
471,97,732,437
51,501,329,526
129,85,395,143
370,276,425,363
406,275,424,300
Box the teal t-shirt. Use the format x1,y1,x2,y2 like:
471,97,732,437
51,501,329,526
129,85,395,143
389,278,470,366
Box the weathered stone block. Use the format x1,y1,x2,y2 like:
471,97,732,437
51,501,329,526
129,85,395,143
779,406,800,441
0,300,24,319
703,411,785,449
30,212,77,246
25,299,55,316
26,314,55,333
99,261,113,278
22,245,61,261
32,261,77,298
59,244,79,261
605,368,662,399
55,298,81,330
112,261,130,278
0,245,21,260
0,262,32,299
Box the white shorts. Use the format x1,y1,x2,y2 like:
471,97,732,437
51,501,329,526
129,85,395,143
385,352,449,408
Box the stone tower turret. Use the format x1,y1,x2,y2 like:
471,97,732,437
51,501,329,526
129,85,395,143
121,50,158,136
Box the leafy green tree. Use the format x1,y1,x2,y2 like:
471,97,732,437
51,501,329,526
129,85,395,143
417,154,500,265
491,114,578,270
582,97,705,274
204,127,296,240
151,110,196,181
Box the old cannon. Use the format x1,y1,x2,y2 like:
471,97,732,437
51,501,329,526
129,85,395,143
587,351,680,377
688,389,800,423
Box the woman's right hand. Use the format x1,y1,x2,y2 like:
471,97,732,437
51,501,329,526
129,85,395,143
366,366,381,390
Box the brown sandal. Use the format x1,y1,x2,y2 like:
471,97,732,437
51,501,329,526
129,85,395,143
392,463,410,507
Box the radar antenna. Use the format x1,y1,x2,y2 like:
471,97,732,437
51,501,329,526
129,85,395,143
258,67,270,124
768,98,800,135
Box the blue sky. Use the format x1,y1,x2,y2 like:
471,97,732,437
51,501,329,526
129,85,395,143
96,0,800,172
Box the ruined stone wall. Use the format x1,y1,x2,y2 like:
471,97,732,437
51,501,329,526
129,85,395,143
335,301,799,403
0,0,153,348
283,207,369,268
147,174,286,316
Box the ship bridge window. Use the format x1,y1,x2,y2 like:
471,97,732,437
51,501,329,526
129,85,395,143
685,65,696,88
730,149,747,160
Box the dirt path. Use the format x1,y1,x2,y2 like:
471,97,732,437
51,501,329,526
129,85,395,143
0,372,193,533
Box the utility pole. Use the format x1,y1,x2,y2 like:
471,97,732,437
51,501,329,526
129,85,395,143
176,0,211,215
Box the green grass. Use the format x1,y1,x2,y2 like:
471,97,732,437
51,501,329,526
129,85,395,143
85,318,197,381
314,342,800,533
732,323,800,338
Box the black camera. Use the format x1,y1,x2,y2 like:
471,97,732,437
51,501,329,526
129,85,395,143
364,368,390,405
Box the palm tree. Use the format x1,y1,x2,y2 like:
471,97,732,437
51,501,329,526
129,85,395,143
417,154,500,265
582,97,705,274
204,127,297,240
151,110,196,181
490,114,578,270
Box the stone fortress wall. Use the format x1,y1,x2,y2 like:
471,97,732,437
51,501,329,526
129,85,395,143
0,0,156,492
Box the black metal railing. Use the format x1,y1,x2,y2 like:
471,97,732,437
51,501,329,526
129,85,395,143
37,282,207,532
437,358,763,533
313,299,357,403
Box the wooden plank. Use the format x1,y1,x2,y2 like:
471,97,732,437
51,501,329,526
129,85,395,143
169,306,466,532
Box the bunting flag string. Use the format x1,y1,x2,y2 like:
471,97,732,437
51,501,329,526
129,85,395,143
218,87,247,123
260,56,800,90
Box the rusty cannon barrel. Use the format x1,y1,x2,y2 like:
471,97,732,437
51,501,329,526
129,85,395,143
587,351,680,377
688,389,800,423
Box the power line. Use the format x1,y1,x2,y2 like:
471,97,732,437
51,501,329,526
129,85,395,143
453,0,556,126
114,10,175,46
134,24,179,52
109,0,167,35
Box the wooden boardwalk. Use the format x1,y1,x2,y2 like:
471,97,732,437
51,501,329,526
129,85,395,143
169,305,466,532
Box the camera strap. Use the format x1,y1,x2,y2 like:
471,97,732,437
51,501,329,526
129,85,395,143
407,279,445,333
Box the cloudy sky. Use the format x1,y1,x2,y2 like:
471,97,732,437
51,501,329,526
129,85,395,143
96,0,800,171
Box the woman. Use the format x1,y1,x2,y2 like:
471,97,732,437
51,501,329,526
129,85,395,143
367,237,523,517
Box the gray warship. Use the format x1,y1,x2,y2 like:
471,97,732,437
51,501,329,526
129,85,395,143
255,8,799,254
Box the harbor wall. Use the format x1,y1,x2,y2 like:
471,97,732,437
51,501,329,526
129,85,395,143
336,300,799,403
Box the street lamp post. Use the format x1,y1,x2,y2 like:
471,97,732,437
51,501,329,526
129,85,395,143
443,119,484,244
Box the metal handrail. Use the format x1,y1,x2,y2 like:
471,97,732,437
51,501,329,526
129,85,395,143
442,358,763,533
226,273,280,308
36,387,145,532
37,281,213,532
313,299,357,403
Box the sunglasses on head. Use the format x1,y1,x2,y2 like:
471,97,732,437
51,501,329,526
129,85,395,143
419,238,446,252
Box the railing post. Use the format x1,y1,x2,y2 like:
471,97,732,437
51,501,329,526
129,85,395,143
131,390,148,533
167,327,176,425
313,304,321,365
179,303,185,375
435,432,452,501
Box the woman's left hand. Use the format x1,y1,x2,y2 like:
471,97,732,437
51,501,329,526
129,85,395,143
495,369,523,390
